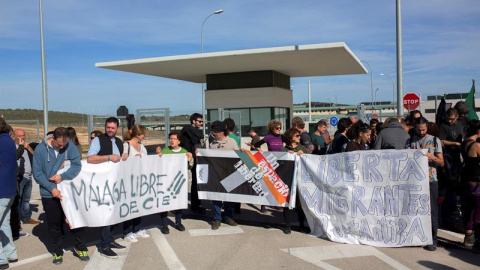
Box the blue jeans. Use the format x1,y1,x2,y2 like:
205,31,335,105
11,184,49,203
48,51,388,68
18,177,32,222
212,201,233,222
0,197,17,265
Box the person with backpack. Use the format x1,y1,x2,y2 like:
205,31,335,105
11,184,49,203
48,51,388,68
406,117,445,251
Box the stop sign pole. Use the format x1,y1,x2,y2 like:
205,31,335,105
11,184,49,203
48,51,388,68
403,92,420,111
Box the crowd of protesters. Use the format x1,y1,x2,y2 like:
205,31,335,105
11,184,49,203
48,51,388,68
1,102,480,267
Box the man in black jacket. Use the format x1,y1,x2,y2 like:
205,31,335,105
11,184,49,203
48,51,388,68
180,113,206,214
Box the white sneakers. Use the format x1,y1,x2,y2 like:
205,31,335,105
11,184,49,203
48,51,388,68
124,230,150,243
136,229,150,238
124,232,138,243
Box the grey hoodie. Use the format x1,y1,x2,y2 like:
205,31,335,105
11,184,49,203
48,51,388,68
373,120,409,150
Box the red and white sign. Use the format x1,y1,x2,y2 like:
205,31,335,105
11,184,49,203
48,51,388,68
371,113,379,119
403,92,420,110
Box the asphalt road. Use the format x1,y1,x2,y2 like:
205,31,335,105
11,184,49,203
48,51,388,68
7,183,480,270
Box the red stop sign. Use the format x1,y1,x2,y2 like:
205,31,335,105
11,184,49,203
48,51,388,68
403,92,420,110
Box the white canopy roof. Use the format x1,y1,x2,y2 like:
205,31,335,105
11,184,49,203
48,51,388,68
96,42,367,83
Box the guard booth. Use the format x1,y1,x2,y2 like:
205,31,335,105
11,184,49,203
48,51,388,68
95,43,367,137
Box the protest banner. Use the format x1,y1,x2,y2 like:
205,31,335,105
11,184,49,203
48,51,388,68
58,154,188,229
297,149,432,247
196,150,297,207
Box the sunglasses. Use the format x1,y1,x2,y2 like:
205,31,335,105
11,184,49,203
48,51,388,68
275,127,281,130
294,134,300,137
196,120,203,123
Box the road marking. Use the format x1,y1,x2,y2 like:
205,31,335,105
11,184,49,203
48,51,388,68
150,229,186,270
282,244,411,270
83,241,131,270
188,226,245,237
9,253,51,268
439,229,464,240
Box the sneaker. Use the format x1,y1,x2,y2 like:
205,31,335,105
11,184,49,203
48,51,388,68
175,223,185,232
7,258,18,263
19,231,30,238
284,227,291,235
110,241,126,249
52,254,63,264
124,233,138,243
74,248,90,261
160,226,170,235
423,245,437,251
464,233,475,248
211,220,221,230
136,229,150,238
100,247,118,259
224,218,237,226
23,218,40,225
0,264,8,270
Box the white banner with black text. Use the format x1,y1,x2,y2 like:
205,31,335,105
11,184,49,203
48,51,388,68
58,155,188,229
297,149,433,247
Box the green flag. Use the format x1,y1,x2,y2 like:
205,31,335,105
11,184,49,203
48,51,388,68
465,80,478,120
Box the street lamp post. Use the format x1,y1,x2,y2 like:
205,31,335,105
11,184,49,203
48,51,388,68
360,60,374,109
327,97,334,107
396,0,404,116
39,0,48,136
201,9,223,136
380,73,395,115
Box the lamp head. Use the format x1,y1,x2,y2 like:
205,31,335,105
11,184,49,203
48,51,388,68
380,73,385,76
214,10,224,14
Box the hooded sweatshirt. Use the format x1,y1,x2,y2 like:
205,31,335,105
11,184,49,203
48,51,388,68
373,120,409,150
33,135,81,198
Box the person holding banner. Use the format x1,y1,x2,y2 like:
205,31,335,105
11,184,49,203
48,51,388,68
254,120,284,213
157,131,194,234
281,128,308,234
253,120,284,152
209,121,239,230
180,113,206,214
33,127,88,264
121,124,151,242
406,117,444,251
87,117,125,259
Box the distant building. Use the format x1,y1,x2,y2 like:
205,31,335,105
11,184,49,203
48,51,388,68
293,101,396,123
419,92,480,122
293,92,480,126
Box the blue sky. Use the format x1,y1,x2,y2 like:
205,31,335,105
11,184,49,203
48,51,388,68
1,0,479,115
